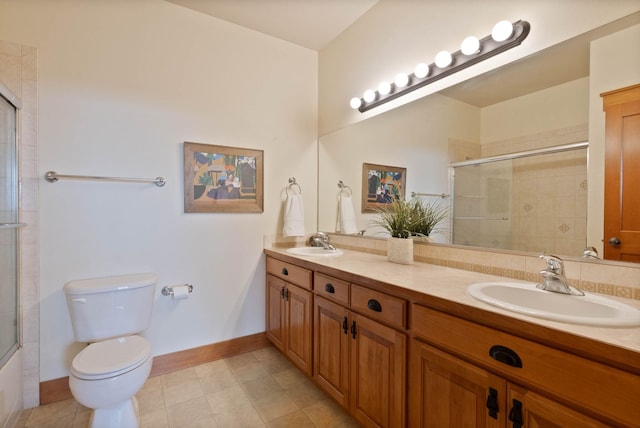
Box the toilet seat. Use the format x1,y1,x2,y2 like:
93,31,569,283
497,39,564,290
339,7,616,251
71,335,151,381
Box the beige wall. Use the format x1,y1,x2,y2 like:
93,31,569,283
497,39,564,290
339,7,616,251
0,0,318,385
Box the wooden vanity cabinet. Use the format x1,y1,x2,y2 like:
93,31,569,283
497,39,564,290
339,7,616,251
265,258,313,376
410,305,639,427
410,340,506,428
313,272,407,428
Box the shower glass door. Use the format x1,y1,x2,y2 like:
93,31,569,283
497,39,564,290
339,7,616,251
0,93,19,367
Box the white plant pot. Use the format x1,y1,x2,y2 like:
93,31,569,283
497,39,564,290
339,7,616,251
387,237,414,265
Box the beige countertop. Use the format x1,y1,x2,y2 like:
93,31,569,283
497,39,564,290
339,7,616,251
265,247,640,359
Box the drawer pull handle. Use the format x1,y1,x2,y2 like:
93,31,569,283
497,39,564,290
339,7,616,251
281,267,289,276
342,317,348,335
350,320,357,339
489,345,522,368
367,299,382,312
325,284,335,294
486,388,499,419
280,287,285,299
508,399,523,428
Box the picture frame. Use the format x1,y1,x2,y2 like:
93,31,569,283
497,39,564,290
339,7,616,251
183,142,263,213
361,163,406,213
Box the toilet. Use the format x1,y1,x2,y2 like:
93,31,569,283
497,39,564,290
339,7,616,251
64,273,157,428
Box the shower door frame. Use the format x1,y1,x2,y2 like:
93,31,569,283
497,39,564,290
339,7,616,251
0,79,23,369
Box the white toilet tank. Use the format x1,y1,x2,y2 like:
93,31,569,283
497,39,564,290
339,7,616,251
64,273,157,342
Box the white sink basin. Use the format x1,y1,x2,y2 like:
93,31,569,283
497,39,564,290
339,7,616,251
467,282,640,327
286,247,343,257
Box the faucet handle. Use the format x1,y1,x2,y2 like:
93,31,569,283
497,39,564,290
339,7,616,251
539,254,564,274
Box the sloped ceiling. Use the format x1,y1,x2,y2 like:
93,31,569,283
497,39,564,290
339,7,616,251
165,0,380,51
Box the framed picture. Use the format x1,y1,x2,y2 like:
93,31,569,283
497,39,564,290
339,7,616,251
361,163,406,213
184,142,263,213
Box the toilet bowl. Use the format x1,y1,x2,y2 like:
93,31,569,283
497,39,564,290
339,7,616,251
64,273,157,428
69,335,153,428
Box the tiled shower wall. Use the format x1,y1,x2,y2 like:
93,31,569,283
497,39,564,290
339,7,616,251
0,40,39,408
484,124,589,257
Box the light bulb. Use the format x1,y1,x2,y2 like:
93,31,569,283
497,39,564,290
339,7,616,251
492,20,513,42
363,89,376,103
394,73,409,88
378,81,392,95
435,50,453,68
414,63,430,78
461,36,480,55
350,97,363,109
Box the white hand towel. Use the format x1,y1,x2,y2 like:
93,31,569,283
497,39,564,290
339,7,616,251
283,194,305,237
337,194,358,235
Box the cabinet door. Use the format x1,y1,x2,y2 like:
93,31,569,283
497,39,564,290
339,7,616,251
314,296,350,407
409,340,506,428
350,313,406,428
266,274,286,352
507,384,609,428
284,284,313,376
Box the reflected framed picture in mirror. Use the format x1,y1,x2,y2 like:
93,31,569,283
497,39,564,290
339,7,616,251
361,163,406,213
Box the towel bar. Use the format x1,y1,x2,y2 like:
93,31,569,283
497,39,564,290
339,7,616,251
45,171,166,187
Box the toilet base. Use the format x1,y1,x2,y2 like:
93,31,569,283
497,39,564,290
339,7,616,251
89,396,139,428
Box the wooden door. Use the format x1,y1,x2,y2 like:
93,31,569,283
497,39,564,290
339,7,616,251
602,84,640,262
313,296,350,407
349,313,406,428
284,284,313,376
265,274,286,352
409,340,506,428
507,384,608,428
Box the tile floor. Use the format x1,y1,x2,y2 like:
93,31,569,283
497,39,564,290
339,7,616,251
15,346,360,427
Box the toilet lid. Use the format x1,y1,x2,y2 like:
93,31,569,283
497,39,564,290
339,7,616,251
71,335,152,380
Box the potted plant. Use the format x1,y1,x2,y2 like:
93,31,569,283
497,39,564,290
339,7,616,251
371,199,414,264
407,198,448,241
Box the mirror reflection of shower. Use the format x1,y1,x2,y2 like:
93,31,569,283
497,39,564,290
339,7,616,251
451,142,588,256
0,85,21,369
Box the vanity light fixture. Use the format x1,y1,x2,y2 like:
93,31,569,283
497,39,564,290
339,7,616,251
350,19,530,113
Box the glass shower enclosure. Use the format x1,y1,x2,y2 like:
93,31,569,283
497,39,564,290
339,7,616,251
0,87,20,368
450,142,589,256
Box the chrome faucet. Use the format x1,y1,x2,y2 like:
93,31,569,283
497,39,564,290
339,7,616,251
308,232,336,251
536,254,584,296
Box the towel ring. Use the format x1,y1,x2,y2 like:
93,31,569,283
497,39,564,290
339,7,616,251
338,180,352,197
287,177,302,195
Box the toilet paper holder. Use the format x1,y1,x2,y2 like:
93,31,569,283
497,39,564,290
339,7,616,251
161,283,194,296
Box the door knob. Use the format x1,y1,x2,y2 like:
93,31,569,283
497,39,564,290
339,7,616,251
608,237,621,246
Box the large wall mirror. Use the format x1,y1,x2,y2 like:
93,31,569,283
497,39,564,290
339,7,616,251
318,13,640,264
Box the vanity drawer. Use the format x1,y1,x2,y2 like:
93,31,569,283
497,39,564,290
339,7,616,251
351,284,407,330
266,257,312,290
314,272,349,305
412,304,640,427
